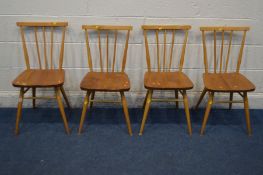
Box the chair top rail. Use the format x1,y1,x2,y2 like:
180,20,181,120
200,26,249,31
17,22,68,27
82,25,132,30
142,25,191,30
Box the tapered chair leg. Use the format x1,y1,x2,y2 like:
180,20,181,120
120,92,133,136
78,91,91,134
200,92,214,135
142,90,149,109
229,92,233,109
243,92,252,136
60,86,71,109
55,87,70,135
139,90,153,135
195,88,207,110
175,90,179,109
182,90,192,135
32,87,36,109
90,91,95,109
15,88,24,135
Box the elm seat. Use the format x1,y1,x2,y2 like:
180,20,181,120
144,72,193,90
80,72,130,92
12,69,65,87
203,73,255,92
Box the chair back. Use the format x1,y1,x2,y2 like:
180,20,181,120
82,25,132,72
17,22,68,70
200,26,249,73
142,25,191,72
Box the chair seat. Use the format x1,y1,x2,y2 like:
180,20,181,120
144,71,193,90
203,72,255,92
80,72,130,91
12,69,65,87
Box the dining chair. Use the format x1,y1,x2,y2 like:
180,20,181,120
78,25,133,136
13,22,71,135
195,26,255,135
139,25,193,135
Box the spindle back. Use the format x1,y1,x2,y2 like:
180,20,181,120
142,25,191,72
16,22,68,70
82,25,132,72
200,26,249,73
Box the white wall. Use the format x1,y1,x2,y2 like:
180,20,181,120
0,0,262,108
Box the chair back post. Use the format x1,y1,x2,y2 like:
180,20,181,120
19,26,30,70
16,22,68,70
59,26,66,70
179,29,189,72
82,25,132,73
236,30,247,73
142,25,191,72
200,26,249,74
121,29,131,72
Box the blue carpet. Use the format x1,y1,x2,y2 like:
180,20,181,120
0,108,263,175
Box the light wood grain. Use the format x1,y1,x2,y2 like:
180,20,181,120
15,88,24,135
55,87,70,135
200,26,249,31
82,25,132,30
121,92,133,136
17,22,68,27
139,90,153,135
142,25,191,30
200,92,214,135
78,91,91,134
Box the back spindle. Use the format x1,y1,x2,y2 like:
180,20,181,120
200,26,249,74
219,30,225,73
42,27,48,69
34,27,42,69
168,30,175,71
225,30,233,72
112,30,118,72
163,29,167,71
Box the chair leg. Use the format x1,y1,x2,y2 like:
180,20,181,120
90,91,95,109
195,88,207,110
60,86,71,109
55,87,70,135
200,92,214,135
243,92,252,136
15,88,24,135
182,90,192,135
139,90,153,135
120,92,133,136
142,90,149,109
175,90,179,109
32,87,36,109
229,92,233,109
78,91,91,134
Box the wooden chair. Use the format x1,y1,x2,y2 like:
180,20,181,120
195,26,255,135
13,22,71,135
78,25,133,136
139,25,193,135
